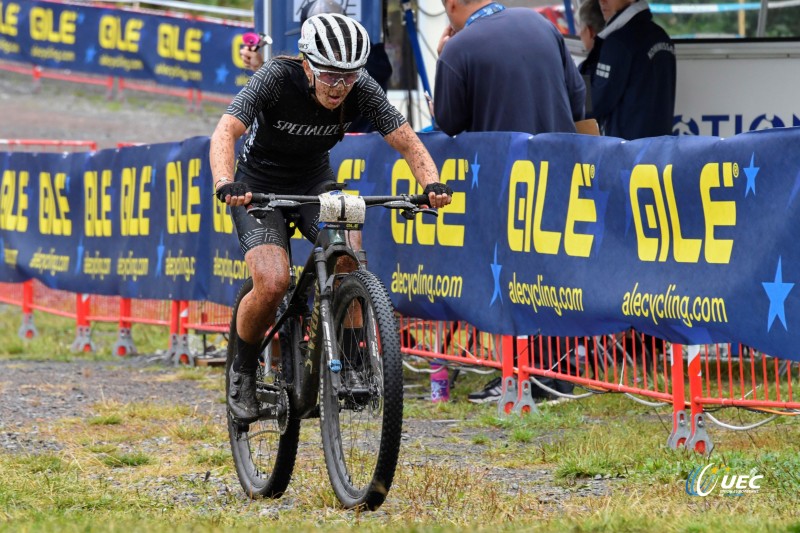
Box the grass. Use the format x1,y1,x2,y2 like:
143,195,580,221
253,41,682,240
2,311,800,531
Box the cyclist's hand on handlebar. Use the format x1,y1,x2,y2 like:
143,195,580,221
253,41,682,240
216,181,252,206
423,182,453,209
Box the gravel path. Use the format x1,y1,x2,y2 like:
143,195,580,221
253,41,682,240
0,356,620,514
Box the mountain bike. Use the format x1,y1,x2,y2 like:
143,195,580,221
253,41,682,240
224,189,436,510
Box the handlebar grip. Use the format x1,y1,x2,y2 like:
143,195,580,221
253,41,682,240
411,194,431,205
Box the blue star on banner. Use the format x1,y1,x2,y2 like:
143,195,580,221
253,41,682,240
489,243,502,306
743,152,759,197
156,233,165,277
84,46,97,64
762,257,794,331
74,237,84,275
470,154,480,189
215,64,230,84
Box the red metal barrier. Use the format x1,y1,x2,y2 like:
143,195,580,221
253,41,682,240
0,139,97,152
0,60,114,99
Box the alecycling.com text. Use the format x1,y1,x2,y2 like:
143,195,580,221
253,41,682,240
622,282,728,327
390,263,463,303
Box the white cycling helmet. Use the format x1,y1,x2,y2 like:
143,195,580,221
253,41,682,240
298,13,370,70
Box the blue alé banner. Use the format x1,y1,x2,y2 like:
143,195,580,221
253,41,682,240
1,130,798,361
0,0,252,94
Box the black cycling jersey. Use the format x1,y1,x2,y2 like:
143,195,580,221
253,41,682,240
226,57,406,192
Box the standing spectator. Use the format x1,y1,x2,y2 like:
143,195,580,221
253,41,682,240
431,0,585,403
577,0,606,75
588,0,676,139
240,0,393,133
432,0,585,136
577,0,606,118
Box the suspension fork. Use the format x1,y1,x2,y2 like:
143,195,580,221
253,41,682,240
312,244,342,393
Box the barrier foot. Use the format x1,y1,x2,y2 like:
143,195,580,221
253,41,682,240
168,333,194,366
666,409,690,450
71,325,95,353
497,376,518,417
18,313,38,339
685,413,714,456
112,327,137,357
512,379,538,415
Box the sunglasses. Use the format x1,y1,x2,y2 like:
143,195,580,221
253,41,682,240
308,62,361,87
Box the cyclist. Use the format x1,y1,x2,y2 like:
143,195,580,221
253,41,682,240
210,13,452,423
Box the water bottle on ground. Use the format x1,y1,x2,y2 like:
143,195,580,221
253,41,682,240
430,359,450,402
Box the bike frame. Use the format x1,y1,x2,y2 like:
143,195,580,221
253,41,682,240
263,225,362,418
253,192,430,420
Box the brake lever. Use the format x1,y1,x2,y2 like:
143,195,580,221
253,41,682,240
400,207,438,220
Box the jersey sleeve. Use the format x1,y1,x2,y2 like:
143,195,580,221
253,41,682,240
225,60,284,128
354,73,407,136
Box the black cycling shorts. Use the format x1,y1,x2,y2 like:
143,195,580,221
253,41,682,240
231,179,333,256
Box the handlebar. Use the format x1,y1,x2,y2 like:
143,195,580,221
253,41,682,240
248,192,430,208
242,192,438,222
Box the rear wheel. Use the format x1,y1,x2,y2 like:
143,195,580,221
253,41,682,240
227,278,301,499
319,270,403,510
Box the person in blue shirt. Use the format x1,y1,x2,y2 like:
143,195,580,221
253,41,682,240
431,0,585,136
587,0,676,139
431,0,586,403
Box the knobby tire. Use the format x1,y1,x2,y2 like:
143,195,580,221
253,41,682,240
319,270,403,510
226,277,301,499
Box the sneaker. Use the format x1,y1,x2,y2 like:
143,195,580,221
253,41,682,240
228,366,260,423
467,376,503,404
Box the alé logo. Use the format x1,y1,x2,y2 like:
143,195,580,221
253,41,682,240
685,463,763,496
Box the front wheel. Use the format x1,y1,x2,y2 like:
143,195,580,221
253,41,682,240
227,278,301,499
319,270,403,510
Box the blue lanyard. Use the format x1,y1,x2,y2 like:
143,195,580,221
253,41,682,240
464,2,506,27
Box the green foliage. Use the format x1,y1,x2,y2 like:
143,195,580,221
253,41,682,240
100,452,153,468
88,414,124,426
654,4,800,38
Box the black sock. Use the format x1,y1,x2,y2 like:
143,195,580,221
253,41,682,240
233,336,262,373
